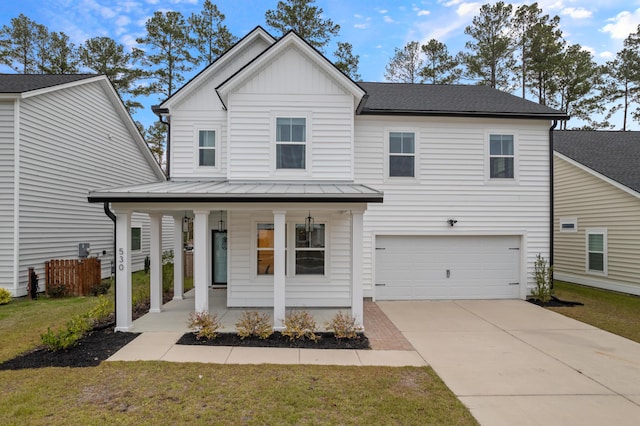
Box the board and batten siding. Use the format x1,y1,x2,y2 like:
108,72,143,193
0,101,15,293
554,156,640,295
16,81,167,293
354,116,552,298
227,210,352,307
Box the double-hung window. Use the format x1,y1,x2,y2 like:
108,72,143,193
389,132,415,177
276,118,306,169
131,226,141,251
586,229,607,274
295,224,325,275
489,134,514,179
198,130,216,167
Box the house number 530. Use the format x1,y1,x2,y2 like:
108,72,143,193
118,248,125,271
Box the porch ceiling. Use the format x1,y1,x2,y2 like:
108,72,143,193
88,180,383,203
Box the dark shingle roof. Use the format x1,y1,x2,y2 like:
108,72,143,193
554,130,640,194
358,82,567,119
0,74,97,93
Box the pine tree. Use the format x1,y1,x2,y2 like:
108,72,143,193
385,41,423,83
40,31,80,74
265,0,340,51
525,17,564,105
0,14,49,74
419,39,461,84
189,0,236,66
333,42,360,81
145,121,167,168
513,3,545,98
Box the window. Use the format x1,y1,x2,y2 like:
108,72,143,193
586,229,607,274
560,217,578,232
489,134,514,179
276,117,306,169
256,224,275,275
295,224,325,275
389,132,415,177
131,227,141,251
198,130,216,167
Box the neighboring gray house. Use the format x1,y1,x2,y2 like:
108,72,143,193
0,74,169,297
88,28,567,331
554,130,640,296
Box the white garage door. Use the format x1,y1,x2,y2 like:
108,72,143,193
375,235,521,300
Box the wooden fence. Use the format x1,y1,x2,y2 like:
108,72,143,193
45,258,102,297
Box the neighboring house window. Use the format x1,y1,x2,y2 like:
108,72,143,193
198,130,216,167
560,217,578,232
586,229,607,274
389,132,415,177
295,224,325,275
489,134,514,179
131,227,141,251
276,117,306,169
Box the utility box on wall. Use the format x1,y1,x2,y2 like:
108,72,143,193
78,243,90,259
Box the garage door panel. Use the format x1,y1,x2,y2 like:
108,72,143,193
375,236,520,300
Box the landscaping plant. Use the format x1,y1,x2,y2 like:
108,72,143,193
532,253,553,303
187,311,221,340
0,288,11,305
235,311,273,340
326,311,363,339
282,310,318,342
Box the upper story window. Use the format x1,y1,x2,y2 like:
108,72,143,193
489,134,514,179
389,132,415,177
276,117,306,169
198,130,216,167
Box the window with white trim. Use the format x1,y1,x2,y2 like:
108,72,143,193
198,130,216,167
131,226,141,251
276,117,306,169
256,223,288,276
586,229,607,274
295,224,325,275
560,217,578,232
389,132,415,177
489,134,514,179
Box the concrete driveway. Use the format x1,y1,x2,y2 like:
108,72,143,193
378,300,640,426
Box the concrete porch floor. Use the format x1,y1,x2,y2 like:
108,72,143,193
131,287,351,333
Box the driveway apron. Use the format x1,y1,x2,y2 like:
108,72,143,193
378,299,640,426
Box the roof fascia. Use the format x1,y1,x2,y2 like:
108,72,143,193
160,26,276,110
88,194,384,204
216,32,366,108
19,75,103,99
359,110,568,120
554,151,640,200
0,94,20,100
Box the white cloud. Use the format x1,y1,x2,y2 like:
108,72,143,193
115,15,131,27
602,9,640,40
456,2,482,17
442,0,463,7
383,15,396,24
561,7,592,19
417,10,430,16
599,51,614,59
379,9,388,14
354,14,363,19
354,23,369,29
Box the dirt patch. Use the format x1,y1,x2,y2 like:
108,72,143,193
177,331,370,350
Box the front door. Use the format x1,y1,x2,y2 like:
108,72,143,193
212,230,227,284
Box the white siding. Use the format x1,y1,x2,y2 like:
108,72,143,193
554,156,640,295
355,116,552,298
227,210,352,307
0,101,14,292
16,82,164,292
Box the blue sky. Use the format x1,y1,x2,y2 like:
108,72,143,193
3,0,640,129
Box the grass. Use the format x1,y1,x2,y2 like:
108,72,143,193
548,281,640,344
0,363,476,425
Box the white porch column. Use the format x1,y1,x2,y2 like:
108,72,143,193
193,209,210,313
115,210,132,331
172,214,184,300
273,210,286,330
351,210,365,327
149,213,163,313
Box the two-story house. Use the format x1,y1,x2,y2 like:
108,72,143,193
88,27,567,331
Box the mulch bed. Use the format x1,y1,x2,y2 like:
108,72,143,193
527,296,584,307
177,332,370,350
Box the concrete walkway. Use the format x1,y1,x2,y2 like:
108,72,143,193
378,299,640,426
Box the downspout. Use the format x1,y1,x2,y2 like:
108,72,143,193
152,106,171,179
104,203,117,322
549,120,558,283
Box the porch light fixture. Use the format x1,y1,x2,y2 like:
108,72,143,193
305,211,315,233
182,213,189,233
218,211,226,232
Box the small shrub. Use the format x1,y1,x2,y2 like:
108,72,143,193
236,311,273,340
89,279,111,296
41,313,92,351
532,253,553,303
325,311,363,339
0,288,11,305
187,311,222,340
48,282,67,298
282,310,318,342
87,295,114,323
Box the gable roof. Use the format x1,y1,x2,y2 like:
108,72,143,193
0,74,98,94
554,130,640,194
216,30,365,108
358,82,567,120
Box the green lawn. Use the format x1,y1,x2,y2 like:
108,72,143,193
548,281,640,344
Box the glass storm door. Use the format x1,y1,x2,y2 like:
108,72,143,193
212,231,227,284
